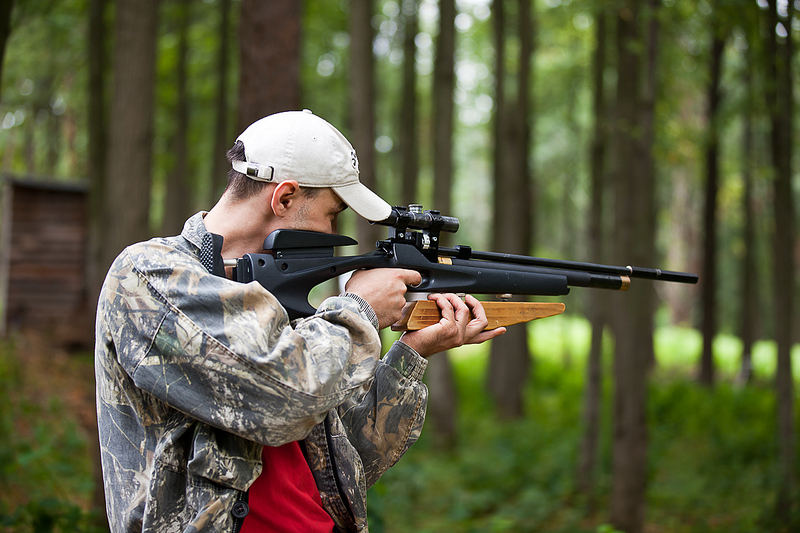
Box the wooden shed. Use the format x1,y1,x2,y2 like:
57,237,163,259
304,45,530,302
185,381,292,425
0,175,91,347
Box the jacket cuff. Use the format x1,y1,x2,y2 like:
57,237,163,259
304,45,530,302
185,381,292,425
383,341,428,381
341,293,380,331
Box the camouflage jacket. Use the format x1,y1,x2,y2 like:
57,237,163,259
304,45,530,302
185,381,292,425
95,212,429,533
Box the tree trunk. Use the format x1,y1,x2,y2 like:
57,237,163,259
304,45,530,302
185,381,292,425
45,75,60,176
424,341,458,449
609,2,652,531
101,0,160,271
161,0,192,236
640,0,659,370
237,0,300,133
0,0,14,94
349,0,382,252
487,0,534,419
737,45,756,386
24,104,35,170
425,0,458,449
86,0,109,524
30,73,55,174
209,0,232,203
515,0,533,238
578,7,607,499
766,0,795,520
87,0,108,300
699,25,725,387
399,0,419,207
490,0,505,217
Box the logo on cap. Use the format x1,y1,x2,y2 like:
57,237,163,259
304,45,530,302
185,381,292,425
350,150,359,173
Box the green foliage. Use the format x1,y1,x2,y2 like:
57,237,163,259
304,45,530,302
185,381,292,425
303,0,353,132
0,499,106,533
369,318,797,532
152,0,239,225
595,526,625,533
0,0,88,177
0,340,100,532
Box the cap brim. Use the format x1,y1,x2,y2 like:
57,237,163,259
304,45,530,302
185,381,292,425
332,182,392,222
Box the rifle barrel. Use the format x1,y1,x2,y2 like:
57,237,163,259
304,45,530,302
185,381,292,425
440,246,698,285
447,257,629,291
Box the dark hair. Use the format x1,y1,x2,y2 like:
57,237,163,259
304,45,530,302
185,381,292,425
224,140,323,201
224,141,270,201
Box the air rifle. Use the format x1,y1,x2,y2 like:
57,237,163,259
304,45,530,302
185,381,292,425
229,205,698,331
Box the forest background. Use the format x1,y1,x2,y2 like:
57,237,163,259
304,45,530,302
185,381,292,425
0,0,798,532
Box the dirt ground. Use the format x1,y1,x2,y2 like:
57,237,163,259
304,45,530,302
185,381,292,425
6,327,104,513
14,329,97,429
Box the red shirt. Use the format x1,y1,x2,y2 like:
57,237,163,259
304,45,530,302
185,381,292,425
240,442,335,533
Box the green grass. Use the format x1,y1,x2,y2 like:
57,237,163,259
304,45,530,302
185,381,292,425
369,315,799,532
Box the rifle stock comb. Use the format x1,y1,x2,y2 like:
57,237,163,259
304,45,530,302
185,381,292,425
391,301,567,331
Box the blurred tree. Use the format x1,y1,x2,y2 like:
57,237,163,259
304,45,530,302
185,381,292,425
432,0,454,216
161,0,191,236
209,0,232,202
0,0,115,519
699,13,726,387
426,0,458,448
737,43,755,386
0,0,13,94
577,5,608,499
640,0,659,370
87,0,108,301
608,0,658,530
101,0,160,271
765,0,796,521
85,0,109,525
301,0,349,130
42,58,59,177
398,0,418,207
487,0,534,419
237,0,300,132
349,0,381,252
23,61,55,175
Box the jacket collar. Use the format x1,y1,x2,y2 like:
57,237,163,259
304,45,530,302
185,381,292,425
181,211,209,251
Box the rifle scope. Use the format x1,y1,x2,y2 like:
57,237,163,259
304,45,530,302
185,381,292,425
373,205,460,233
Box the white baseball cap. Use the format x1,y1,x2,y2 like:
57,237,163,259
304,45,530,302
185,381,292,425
232,109,392,222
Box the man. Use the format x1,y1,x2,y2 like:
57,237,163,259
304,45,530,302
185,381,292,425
95,110,505,532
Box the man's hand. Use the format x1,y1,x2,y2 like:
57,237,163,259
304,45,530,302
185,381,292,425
399,294,506,357
344,268,422,329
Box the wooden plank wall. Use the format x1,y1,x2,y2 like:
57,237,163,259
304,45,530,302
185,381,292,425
1,178,91,347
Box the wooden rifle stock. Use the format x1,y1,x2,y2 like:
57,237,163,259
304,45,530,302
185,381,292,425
391,301,566,331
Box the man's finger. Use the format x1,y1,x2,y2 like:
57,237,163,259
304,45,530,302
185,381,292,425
461,295,490,335
468,327,506,344
450,294,471,324
428,293,456,323
464,294,488,322
398,269,423,287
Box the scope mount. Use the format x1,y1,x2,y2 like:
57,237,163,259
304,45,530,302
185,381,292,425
372,204,460,261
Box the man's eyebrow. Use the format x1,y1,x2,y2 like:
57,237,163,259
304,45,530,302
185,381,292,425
337,202,349,212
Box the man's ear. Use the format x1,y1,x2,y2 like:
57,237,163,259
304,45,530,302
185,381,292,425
270,180,301,217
